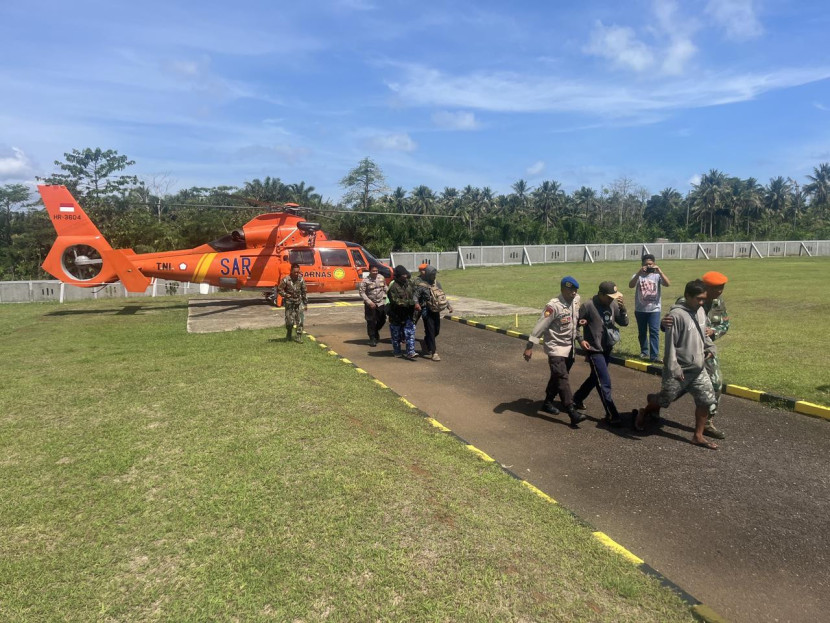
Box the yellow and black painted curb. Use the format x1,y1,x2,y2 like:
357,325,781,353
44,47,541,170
301,332,729,623
447,316,830,422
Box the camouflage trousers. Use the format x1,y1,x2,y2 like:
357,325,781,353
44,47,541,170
284,303,304,332
658,367,717,409
389,319,416,356
705,355,723,417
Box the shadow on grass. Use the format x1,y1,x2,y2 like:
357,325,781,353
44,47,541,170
47,303,189,316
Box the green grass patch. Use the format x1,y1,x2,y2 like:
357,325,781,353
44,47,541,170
0,299,695,621
441,257,830,406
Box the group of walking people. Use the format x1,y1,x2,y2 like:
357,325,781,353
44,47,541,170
524,255,730,449
279,253,731,449
358,263,453,361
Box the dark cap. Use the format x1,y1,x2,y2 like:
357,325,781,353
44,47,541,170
394,265,410,278
598,281,622,299
561,276,579,289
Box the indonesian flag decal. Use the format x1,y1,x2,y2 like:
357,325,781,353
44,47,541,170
59,204,75,213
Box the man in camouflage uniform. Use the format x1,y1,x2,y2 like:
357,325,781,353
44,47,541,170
358,265,388,347
277,263,308,342
387,265,420,360
523,276,587,427
700,271,730,439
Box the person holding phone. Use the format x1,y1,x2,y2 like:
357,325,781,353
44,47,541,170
628,253,670,363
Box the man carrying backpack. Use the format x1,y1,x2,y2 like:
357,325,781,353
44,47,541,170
416,266,454,361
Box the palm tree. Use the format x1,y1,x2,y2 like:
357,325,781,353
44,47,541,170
573,186,599,221
784,177,807,228
691,169,727,237
734,178,764,236
243,176,287,202
532,180,564,230
511,179,532,213
410,185,437,215
288,181,321,206
805,162,830,212
764,176,791,223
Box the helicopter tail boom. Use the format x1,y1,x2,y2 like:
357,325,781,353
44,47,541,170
38,185,151,292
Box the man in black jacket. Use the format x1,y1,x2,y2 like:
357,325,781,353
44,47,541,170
572,281,630,426
387,265,421,360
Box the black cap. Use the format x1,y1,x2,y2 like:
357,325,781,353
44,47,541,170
598,281,622,299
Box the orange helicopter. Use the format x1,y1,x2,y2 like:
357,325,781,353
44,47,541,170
38,185,393,303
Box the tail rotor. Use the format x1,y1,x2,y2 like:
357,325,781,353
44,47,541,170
61,244,104,281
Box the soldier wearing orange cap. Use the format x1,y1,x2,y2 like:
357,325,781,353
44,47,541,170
700,271,730,439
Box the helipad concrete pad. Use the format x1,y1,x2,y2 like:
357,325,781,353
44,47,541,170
186,294,538,334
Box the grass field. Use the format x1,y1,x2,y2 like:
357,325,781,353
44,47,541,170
0,300,696,622
439,256,830,407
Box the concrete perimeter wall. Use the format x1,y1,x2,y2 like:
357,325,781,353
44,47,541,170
391,240,829,274
0,278,218,304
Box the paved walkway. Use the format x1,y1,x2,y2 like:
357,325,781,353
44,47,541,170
309,318,830,623
186,294,536,334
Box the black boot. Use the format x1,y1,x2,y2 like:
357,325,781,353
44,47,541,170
567,405,586,426
541,401,559,415
285,326,293,341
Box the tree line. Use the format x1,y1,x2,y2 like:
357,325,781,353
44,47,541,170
1,149,829,281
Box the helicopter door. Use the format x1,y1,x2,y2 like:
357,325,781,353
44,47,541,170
318,248,356,292
350,249,369,278
288,248,322,291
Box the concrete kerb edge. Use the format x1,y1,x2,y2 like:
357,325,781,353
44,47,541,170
302,332,728,623
446,316,830,423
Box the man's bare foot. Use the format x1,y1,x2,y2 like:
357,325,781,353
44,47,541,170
692,436,718,450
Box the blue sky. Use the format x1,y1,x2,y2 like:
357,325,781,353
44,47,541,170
1,0,829,203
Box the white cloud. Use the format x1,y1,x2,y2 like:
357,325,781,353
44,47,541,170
0,147,32,180
662,37,697,76
652,0,698,75
584,21,655,72
387,63,830,119
705,0,763,40
688,174,702,186
431,110,479,130
334,0,377,10
233,144,311,164
814,102,829,112
368,133,417,152
526,161,545,176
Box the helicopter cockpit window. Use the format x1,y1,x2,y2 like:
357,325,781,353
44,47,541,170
319,248,351,267
353,245,392,278
350,249,367,268
288,249,316,265
208,233,247,252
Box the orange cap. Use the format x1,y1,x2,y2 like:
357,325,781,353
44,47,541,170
418,263,428,270
702,271,728,286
